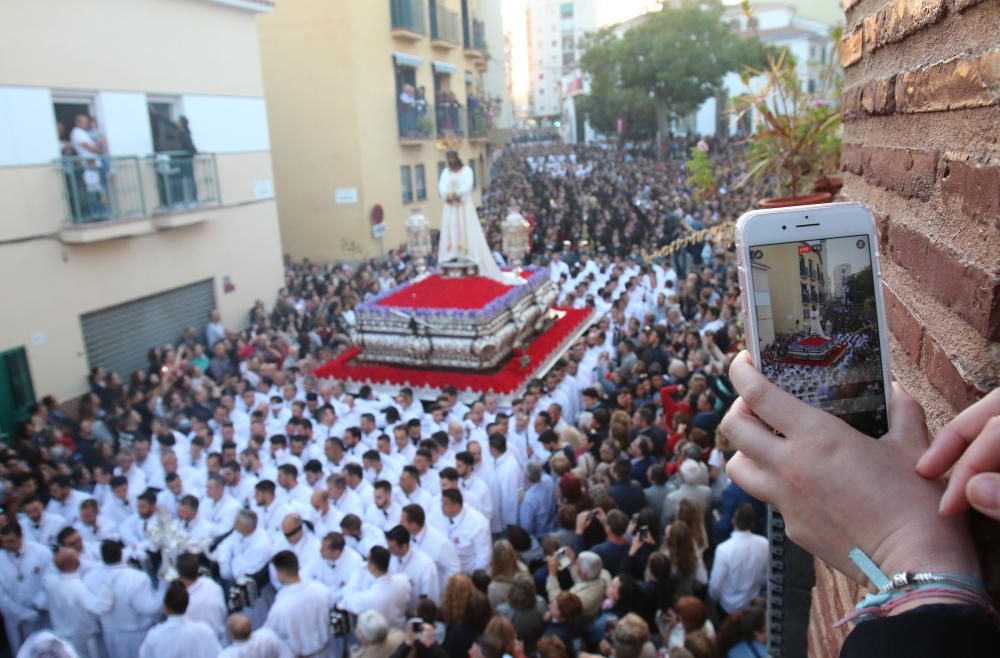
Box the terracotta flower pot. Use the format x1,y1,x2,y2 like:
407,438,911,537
757,191,833,209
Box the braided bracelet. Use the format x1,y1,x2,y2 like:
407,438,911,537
832,547,998,627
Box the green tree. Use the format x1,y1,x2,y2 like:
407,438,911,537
576,27,655,137
578,0,765,138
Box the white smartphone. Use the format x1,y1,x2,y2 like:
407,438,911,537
735,202,892,437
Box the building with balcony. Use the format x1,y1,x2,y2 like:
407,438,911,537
258,0,509,262
0,0,285,429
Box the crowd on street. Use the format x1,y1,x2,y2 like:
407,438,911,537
0,137,774,658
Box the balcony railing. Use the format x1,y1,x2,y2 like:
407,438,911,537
468,104,488,138
431,6,461,45
149,152,220,211
398,98,434,141
58,153,219,226
59,156,146,225
390,0,426,35
436,101,466,137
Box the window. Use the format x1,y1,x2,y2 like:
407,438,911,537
52,94,97,153
437,161,446,178
415,164,427,200
561,2,573,18
0,347,35,436
147,97,182,152
807,78,817,94
401,165,413,203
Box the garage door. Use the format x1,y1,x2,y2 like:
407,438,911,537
80,279,216,378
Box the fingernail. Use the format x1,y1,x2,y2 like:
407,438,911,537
967,474,1000,512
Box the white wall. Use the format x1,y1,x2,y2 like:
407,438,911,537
98,91,154,156
0,86,59,166
180,95,271,153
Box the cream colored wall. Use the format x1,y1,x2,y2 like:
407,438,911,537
0,200,283,401
259,0,488,261
0,0,267,97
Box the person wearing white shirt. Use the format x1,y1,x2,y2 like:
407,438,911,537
157,472,192,517
16,497,65,549
177,553,227,643
43,548,113,658
266,399,293,437
269,513,322,589
306,532,364,607
44,476,90,526
72,498,115,549
103,476,133,523
139,581,221,658
345,464,375,510
455,453,493,521
266,551,331,657
365,480,403,531
177,496,215,542
94,540,164,658
201,474,242,538
395,466,434,511
254,480,296,540
328,475,365,518
394,388,424,423
119,491,159,559
309,489,345,536
488,437,522,536
359,414,382,448
214,509,273,628
363,450,401,486
393,429,418,464
708,504,769,615
0,522,52,655
400,505,460,594
440,489,492,573
276,463,314,507
341,546,411,630
223,460,257,509
220,614,294,658
242,447,279,484
340,513,387,557
442,387,470,423
386,526,440,611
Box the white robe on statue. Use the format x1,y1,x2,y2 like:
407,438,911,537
438,165,502,280
809,308,827,338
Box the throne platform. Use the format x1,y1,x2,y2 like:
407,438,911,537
781,335,847,367
315,266,594,403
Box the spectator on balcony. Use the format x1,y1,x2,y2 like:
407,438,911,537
399,84,417,138
415,86,429,119
177,116,198,206
70,114,107,219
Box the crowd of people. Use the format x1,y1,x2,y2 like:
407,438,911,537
0,137,824,658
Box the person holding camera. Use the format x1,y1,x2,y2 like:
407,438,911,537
353,610,408,658
546,548,610,625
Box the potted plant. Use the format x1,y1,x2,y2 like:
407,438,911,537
732,46,842,208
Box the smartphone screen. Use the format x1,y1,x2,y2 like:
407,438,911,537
747,234,888,437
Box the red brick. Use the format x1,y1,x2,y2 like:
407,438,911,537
940,153,1000,229
877,0,948,47
923,333,987,411
862,145,938,200
863,14,879,53
841,85,862,121
897,49,1000,113
867,76,897,114
882,282,924,361
841,143,864,174
888,222,1000,340
840,27,863,67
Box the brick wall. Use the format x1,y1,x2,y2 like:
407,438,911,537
809,0,1000,655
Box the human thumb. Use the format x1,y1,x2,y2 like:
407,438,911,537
966,472,1000,522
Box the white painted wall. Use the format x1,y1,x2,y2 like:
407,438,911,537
180,95,271,153
0,86,59,166
97,91,154,156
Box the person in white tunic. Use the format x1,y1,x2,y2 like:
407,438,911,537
177,553,228,643
13,631,79,658
219,614,293,658
95,540,165,658
486,436,522,534
214,509,273,628
265,551,332,658
386,525,440,612
201,474,242,538
17,496,66,548
306,531,365,607
42,548,112,658
0,522,52,656
139,581,221,658
400,505,461,594
341,546,411,630
808,305,828,338
437,150,501,279
269,513,322,589
440,490,492,572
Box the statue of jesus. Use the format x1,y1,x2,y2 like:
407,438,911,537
438,150,502,279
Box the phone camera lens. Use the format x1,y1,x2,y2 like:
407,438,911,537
781,225,786,230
